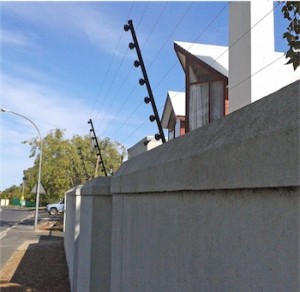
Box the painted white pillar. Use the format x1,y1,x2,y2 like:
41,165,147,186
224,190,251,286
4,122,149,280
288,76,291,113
229,1,299,113
64,185,82,292
229,1,275,113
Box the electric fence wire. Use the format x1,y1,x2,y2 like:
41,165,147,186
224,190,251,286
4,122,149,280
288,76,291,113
114,3,228,143
154,4,283,142
229,53,285,92
147,2,194,71
140,2,168,50
108,3,195,140
94,1,151,127
107,2,281,146
96,1,168,134
92,1,151,134
152,2,229,92
87,2,134,130
101,2,194,139
112,99,145,141
118,2,229,143
120,87,185,145
209,2,281,74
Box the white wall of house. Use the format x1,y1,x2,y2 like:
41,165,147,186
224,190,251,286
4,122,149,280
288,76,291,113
229,1,300,113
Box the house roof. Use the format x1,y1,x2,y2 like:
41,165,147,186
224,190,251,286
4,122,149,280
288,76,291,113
174,41,229,77
161,91,185,128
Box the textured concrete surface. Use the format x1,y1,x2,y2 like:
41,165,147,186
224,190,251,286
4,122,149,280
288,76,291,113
111,188,299,291
112,80,299,193
65,178,113,292
64,185,82,292
64,80,300,291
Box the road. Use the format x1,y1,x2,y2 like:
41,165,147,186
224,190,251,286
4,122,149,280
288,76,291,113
0,207,62,270
0,207,36,269
0,207,34,236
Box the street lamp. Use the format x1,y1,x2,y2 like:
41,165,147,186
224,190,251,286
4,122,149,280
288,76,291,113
1,108,43,230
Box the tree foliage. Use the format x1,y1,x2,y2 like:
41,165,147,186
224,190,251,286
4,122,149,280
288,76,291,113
1,185,22,199
282,1,300,70
22,128,126,204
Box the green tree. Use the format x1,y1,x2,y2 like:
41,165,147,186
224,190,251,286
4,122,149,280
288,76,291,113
1,185,22,200
23,128,126,203
23,128,72,204
71,134,98,181
282,1,300,70
99,137,126,176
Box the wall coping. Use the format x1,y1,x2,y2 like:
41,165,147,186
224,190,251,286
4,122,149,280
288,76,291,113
111,80,300,194
81,176,111,196
65,185,83,196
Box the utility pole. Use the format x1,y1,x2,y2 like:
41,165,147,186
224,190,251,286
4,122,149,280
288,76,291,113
1,108,43,230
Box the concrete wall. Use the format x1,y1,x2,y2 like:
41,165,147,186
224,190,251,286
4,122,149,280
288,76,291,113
0,199,9,206
64,179,112,292
109,80,299,291
64,185,82,292
111,189,298,291
127,136,164,159
64,81,299,291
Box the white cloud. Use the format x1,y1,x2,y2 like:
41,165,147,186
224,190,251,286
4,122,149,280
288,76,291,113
1,2,129,55
0,29,33,47
1,71,109,190
2,73,101,137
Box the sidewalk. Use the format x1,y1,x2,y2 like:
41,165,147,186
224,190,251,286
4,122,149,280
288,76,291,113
0,211,70,291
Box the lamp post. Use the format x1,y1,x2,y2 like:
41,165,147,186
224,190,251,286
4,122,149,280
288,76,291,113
1,108,43,230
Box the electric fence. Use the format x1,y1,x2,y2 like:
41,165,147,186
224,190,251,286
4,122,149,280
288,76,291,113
124,19,166,143
88,119,108,176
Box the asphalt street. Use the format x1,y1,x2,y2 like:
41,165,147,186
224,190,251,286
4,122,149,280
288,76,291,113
0,207,34,236
0,207,54,269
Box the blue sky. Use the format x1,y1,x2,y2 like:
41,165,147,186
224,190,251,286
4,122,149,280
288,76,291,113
0,1,289,191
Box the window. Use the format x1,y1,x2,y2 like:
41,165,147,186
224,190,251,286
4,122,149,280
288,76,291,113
168,129,174,140
210,80,224,121
187,61,225,131
175,119,181,137
189,82,209,130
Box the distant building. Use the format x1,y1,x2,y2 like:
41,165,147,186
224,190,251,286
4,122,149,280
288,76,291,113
127,136,164,159
161,91,186,140
174,41,229,133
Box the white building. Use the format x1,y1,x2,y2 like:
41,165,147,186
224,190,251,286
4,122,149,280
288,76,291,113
173,42,229,133
161,91,186,140
127,136,164,159
229,1,300,112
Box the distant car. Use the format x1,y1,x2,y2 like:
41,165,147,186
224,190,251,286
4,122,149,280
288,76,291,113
46,199,64,215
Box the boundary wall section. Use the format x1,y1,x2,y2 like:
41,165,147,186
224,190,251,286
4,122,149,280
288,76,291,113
64,80,299,291
65,177,112,292
64,185,82,292
110,80,299,291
